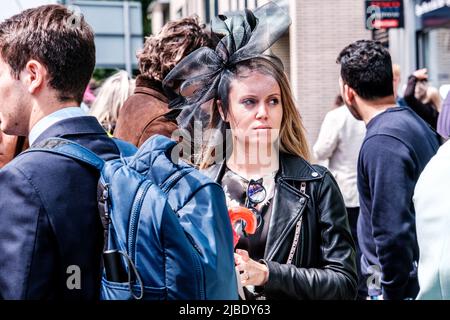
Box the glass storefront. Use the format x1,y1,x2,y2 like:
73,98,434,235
416,0,450,95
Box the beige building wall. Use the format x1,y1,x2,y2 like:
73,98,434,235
289,0,370,150
151,1,167,35
271,32,290,80
170,0,188,19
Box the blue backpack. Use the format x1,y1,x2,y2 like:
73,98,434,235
28,135,238,300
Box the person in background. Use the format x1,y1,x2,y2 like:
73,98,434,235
89,70,135,135
313,94,366,299
114,16,211,147
413,139,450,300
334,94,344,107
404,68,440,130
393,64,408,107
81,79,97,112
437,91,450,141
0,131,28,168
337,40,440,300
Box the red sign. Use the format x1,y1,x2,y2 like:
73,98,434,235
373,19,400,28
365,0,404,29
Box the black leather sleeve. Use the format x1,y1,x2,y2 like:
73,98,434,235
263,171,358,300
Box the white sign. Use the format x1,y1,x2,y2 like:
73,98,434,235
415,0,450,17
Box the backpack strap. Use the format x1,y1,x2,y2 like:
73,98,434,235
111,138,137,157
25,137,104,171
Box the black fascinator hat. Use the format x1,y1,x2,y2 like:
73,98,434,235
163,1,291,130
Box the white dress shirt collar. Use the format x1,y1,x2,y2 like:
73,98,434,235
28,107,87,146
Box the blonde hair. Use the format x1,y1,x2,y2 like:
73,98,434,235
89,70,135,134
199,58,310,169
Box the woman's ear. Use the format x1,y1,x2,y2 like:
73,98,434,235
217,100,227,122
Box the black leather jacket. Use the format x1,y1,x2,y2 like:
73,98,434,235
202,152,357,300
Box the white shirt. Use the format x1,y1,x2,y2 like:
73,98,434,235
313,106,366,208
414,141,450,300
29,107,87,146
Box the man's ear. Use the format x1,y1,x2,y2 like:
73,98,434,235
21,60,46,95
343,84,356,107
217,100,227,122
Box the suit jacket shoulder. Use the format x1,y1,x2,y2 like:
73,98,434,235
0,116,120,299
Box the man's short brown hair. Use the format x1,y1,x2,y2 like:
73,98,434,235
0,4,96,104
138,15,211,82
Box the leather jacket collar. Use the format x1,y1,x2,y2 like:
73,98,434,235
203,152,323,183
202,152,323,261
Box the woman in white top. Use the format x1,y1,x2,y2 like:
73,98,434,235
313,101,366,299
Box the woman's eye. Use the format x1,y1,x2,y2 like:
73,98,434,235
269,98,279,106
242,99,256,106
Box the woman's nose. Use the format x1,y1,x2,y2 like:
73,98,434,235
255,103,269,119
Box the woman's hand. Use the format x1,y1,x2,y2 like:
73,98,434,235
413,68,428,81
234,249,269,286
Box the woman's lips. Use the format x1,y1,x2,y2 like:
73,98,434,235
253,125,272,130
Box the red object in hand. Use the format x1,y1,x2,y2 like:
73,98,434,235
228,207,257,247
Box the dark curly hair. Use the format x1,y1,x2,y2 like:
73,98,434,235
138,16,211,82
336,40,393,101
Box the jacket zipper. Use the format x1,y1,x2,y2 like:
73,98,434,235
298,221,305,265
268,181,308,261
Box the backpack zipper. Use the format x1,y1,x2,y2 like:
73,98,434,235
128,180,153,262
160,168,191,194
160,168,206,299
102,183,110,223
190,245,206,299
127,168,206,298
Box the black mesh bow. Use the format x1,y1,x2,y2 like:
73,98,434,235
162,1,291,130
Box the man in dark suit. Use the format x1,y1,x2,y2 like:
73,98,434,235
0,5,120,299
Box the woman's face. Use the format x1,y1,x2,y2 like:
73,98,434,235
0,131,18,168
226,71,283,148
415,80,428,101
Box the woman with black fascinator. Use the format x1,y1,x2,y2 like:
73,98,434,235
164,2,357,300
